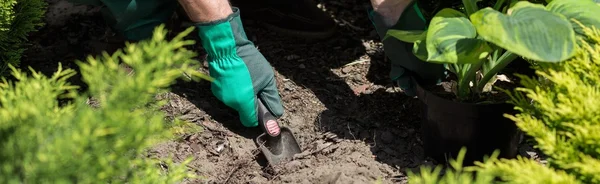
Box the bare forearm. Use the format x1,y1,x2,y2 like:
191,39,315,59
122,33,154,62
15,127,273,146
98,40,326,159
178,0,233,23
370,0,413,26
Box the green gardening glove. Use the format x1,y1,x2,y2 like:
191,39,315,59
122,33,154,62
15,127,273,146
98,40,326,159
195,7,285,127
67,0,284,127
368,1,446,96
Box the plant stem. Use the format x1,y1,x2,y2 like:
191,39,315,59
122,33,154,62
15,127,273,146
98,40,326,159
476,51,518,92
493,0,505,10
457,61,483,100
462,0,479,16
448,64,458,75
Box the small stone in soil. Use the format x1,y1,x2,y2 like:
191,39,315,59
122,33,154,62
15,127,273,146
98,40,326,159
201,132,212,139
285,160,302,170
342,67,352,74
283,82,295,91
298,64,306,69
352,74,362,81
526,151,537,158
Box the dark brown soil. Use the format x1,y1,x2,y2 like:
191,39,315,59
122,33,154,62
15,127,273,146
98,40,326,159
17,1,544,183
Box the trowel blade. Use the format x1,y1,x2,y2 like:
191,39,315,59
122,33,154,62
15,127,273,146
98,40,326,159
255,127,302,165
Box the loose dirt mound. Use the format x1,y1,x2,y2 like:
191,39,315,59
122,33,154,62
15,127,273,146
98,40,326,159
149,90,417,183
19,0,545,183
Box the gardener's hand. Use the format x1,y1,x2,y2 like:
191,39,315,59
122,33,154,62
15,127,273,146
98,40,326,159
195,7,285,127
368,0,446,96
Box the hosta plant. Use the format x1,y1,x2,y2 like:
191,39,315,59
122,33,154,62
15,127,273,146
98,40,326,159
386,0,600,101
407,24,600,184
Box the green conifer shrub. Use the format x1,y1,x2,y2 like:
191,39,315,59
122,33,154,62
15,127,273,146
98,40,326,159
406,24,600,184
0,0,47,76
0,25,210,183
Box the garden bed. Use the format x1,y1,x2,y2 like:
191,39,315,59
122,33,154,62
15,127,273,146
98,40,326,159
19,0,545,183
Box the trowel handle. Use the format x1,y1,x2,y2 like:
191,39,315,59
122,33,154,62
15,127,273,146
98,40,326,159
256,96,280,137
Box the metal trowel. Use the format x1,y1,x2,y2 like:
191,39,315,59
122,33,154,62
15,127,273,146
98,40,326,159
254,97,302,166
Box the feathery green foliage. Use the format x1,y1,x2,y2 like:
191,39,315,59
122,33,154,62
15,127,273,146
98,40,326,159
406,148,496,184
0,0,47,76
0,0,17,31
407,148,580,184
407,24,600,184
0,25,209,183
504,23,600,183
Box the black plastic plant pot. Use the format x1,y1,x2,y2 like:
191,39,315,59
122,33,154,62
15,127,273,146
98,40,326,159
414,80,522,166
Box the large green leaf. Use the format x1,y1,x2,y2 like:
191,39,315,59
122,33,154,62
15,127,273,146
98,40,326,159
546,0,600,37
413,39,428,61
470,1,576,62
424,8,491,64
384,29,426,43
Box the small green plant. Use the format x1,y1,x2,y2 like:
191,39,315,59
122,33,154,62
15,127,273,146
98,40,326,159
408,147,579,184
407,24,600,184
0,0,47,76
0,25,210,183
407,148,495,184
386,0,600,101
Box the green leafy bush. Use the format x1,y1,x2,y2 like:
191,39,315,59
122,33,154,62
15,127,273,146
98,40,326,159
386,0,600,101
0,0,47,76
502,24,600,183
0,25,210,183
406,24,600,184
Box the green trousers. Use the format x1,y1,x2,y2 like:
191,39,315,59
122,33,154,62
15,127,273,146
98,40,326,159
69,0,176,41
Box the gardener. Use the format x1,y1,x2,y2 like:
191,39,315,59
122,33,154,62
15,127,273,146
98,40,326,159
66,0,444,134
67,0,299,135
